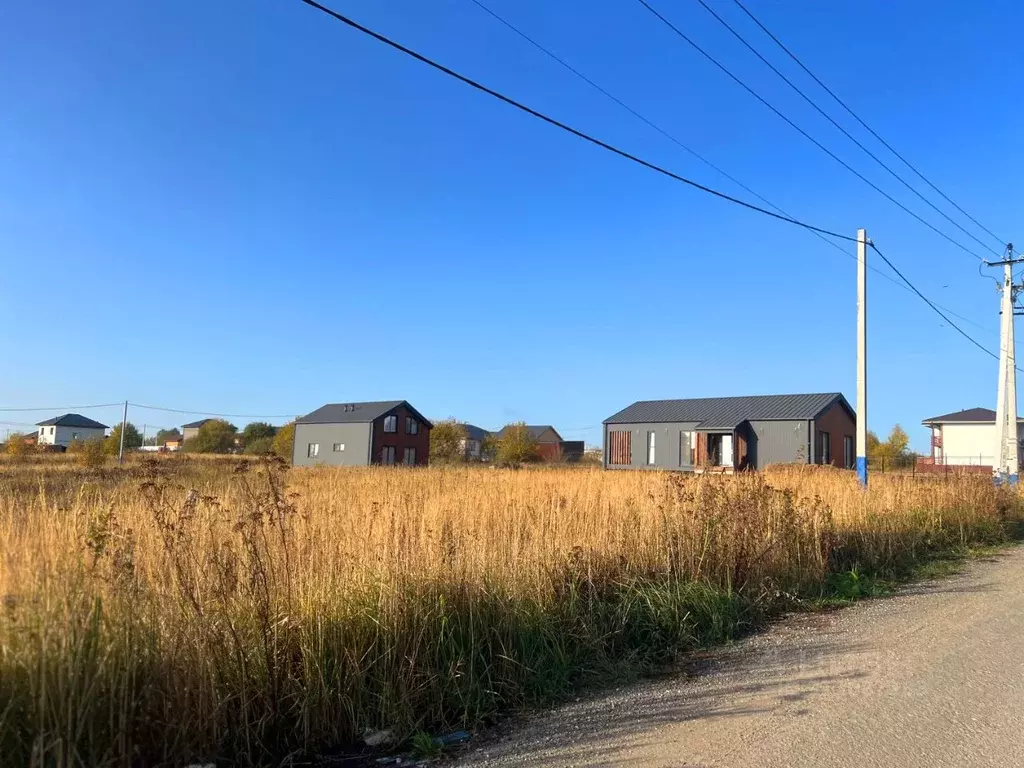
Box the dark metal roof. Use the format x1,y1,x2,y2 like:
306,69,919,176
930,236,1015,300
36,413,109,429
461,424,490,441
297,400,433,428
921,407,998,424
604,393,851,429
182,418,214,429
496,425,563,442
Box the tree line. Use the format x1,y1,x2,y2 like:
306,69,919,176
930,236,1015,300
429,420,552,466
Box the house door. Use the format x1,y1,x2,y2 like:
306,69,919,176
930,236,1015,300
721,434,733,467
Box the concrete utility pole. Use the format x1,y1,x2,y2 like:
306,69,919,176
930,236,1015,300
991,246,1022,483
856,228,868,487
117,400,128,465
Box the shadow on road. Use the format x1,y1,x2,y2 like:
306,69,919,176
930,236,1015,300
455,614,871,767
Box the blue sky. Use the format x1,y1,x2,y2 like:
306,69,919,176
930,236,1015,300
2,0,1021,450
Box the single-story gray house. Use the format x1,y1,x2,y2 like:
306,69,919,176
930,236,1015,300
603,393,855,471
292,400,432,467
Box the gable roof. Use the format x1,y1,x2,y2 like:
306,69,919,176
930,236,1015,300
604,393,852,430
36,413,109,429
922,407,1002,424
461,424,490,441
297,400,433,428
496,425,563,442
182,418,214,429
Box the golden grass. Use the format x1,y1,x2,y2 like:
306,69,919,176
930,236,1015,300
0,457,1019,766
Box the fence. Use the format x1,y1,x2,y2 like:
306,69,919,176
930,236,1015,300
870,455,993,476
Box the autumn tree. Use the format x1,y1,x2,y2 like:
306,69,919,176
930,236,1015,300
183,419,238,454
105,423,143,455
430,419,467,464
494,422,540,467
156,428,181,446
273,422,296,460
241,422,277,447
6,433,29,458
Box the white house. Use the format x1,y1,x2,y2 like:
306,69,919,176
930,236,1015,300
36,413,108,448
459,424,491,461
921,407,1024,468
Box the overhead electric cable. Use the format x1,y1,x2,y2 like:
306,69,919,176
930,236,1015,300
294,0,856,242
633,0,989,262
729,0,1011,251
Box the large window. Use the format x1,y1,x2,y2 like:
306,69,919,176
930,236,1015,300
381,445,396,465
818,431,831,464
383,415,397,433
608,430,631,465
406,417,419,435
844,436,854,469
680,431,694,466
307,443,319,459
647,431,656,465
403,447,416,465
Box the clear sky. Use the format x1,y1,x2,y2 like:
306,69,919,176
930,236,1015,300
2,0,1022,450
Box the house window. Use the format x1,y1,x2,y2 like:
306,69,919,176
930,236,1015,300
72,432,80,440
818,431,831,464
680,431,694,466
381,445,396,465
647,431,656,465
403,447,416,465
844,436,854,469
406,417,418,435
608,430,631,465
384,415,397,433
333,443,345,452
307,443,319,458
50,427,54,435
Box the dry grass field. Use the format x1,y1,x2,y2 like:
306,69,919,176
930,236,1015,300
0,455,1020,766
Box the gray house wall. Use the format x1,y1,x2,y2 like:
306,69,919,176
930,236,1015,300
293,422,373,467
604,422,700,470
746,420,811,468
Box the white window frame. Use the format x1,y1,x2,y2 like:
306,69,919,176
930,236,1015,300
307,443,319,458
333,443,345,452
647,431,656,465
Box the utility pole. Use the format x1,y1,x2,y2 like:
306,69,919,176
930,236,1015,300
989,245,1023,483
856,228,868,487
117,400,128,465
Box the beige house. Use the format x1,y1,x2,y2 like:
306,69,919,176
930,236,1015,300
922,407,1024,468
182,418,213,442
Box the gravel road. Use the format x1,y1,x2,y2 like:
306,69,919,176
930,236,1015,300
454,548,1024,767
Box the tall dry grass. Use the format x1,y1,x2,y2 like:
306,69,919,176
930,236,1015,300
0,457,1019,766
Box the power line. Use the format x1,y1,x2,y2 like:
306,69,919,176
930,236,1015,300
129,403,297,420
691,0,1003,259
869,241,1003,364
465,0,988,333
0,402,123,412
729,0,1011,252
293,0,856,242
632,0,988,262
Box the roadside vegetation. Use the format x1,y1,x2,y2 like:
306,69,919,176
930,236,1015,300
0,456,1019,766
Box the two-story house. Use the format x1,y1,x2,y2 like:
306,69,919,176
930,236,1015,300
292,400,432,467
36,413,108,448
